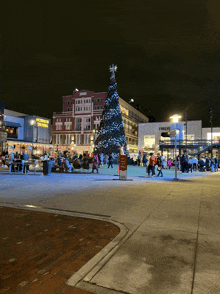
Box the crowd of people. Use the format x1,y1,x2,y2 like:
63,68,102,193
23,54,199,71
0,150,219,176
143,152,219,177
0,150,118,174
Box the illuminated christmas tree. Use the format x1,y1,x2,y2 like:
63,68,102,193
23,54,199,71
95,64,127,155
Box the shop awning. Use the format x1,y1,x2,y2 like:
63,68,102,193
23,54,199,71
4,121,21,128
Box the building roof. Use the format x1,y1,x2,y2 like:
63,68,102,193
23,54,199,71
4,109,28,117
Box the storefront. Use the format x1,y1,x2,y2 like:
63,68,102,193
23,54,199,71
3,109,52,156
7,141,52,156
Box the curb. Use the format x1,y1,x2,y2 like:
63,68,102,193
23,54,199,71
0,202,129,289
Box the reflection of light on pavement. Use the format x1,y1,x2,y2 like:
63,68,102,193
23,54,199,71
24,205,38,208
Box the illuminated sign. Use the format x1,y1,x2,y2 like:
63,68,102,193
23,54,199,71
120,105,129,116
36,118,49,128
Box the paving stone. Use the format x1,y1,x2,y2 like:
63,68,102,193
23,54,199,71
0,207,119,294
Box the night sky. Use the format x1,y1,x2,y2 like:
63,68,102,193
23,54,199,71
2,0,220,127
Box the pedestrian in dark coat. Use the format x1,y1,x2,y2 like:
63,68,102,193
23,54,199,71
205,156,210,171
108,154,113,168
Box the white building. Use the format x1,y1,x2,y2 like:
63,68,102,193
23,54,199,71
139,120,220,158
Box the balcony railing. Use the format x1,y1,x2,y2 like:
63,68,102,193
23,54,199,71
159,139,220,146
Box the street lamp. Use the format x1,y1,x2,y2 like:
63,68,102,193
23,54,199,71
170,114,182,181
30,119,35,155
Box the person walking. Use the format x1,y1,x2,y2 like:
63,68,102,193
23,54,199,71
108,153,113,168
147,153,157,177
156,154,163,177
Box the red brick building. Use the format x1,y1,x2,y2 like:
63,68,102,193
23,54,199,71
52,89,148,155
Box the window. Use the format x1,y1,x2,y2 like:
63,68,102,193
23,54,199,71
65,118,71,122
56,125,62,130
56,134,61,144
94,106,96,110
75,117,82,131
56,118,61,122
65,124,71,130
65,134,71,144
144,135,155,148
86,118,90,122
76,134,81,145
84,134,90,145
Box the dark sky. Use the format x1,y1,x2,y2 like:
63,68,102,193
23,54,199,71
2,0,220,127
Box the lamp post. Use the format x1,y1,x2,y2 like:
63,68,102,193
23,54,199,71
209,108,213,157
30,119,35,156
170,114,181,181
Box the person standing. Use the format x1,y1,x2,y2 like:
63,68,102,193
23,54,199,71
91,158,99,173
177,155,181,170
192,156,198,171
168,158,172,169
205,156,210,172
143,154,147,166
214,157,218,172
100,153,104,165
210,157,215,172
108,153,113,168
163,156,167,169
137,152,141,166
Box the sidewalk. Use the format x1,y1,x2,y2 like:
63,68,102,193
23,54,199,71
0,206,120,294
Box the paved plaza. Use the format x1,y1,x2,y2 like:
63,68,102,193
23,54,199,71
0,166,220,293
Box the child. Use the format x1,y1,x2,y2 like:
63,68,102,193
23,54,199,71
168,158,172,169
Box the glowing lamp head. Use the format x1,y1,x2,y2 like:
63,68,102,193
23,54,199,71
30,119,35,125
170,114,181,123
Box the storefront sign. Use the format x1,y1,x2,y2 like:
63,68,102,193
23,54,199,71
36,118,49,128
119,155,127,180
159,127,170,131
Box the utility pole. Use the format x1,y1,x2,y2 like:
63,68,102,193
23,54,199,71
209,108,213,157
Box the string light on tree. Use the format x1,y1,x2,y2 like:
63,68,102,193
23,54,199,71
95,65,128,156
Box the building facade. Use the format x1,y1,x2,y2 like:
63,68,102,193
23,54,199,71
2,109,52,156
139,120,220,158
138,120,203,157
52,89,148,155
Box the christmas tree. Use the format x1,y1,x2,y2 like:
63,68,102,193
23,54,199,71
95,64,127,156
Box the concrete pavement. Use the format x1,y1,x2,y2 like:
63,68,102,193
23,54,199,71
0,169,220,293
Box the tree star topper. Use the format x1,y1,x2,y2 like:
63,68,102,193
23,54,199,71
109,64,117,73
